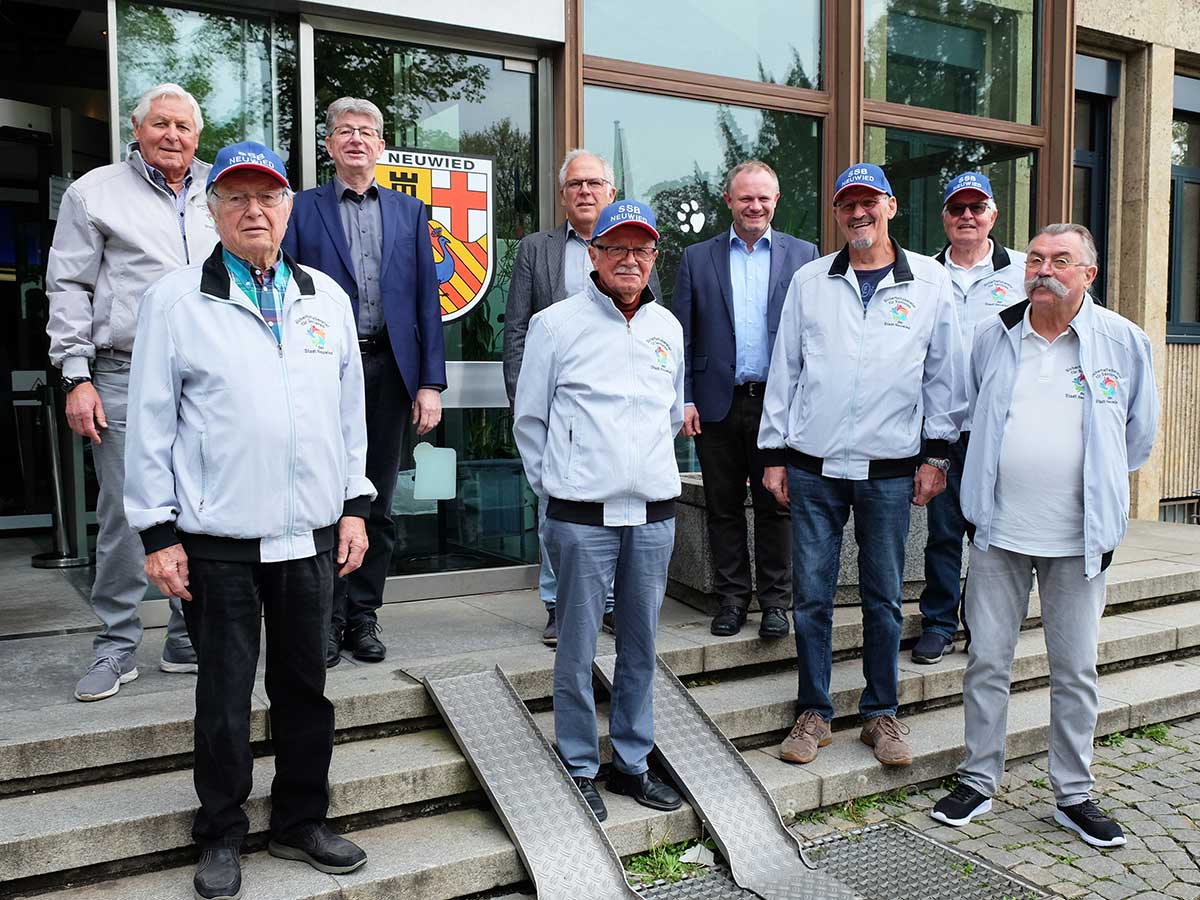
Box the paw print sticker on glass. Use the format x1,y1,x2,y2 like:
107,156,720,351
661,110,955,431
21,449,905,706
676,199,706,234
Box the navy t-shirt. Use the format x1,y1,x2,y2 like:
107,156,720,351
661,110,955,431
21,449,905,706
855,264,894,310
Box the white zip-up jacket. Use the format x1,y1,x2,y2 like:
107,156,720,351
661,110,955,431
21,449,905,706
962,297,1159,579
124,244,375,563
47,147,217,378
933,240,1027,431
758,240,967,479
513,276,685,526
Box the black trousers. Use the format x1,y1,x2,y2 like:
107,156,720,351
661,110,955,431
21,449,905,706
184,551,335,848
335,345,412,632
693,387,791,611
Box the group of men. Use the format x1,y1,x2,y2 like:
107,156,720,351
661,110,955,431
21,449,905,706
45,77,1159,900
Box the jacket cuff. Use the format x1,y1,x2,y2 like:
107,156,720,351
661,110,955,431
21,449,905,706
923,438,951,459
140,522,181,555
342,495,372,519
62,357,92,380
759,448,789,467
418,384,447,392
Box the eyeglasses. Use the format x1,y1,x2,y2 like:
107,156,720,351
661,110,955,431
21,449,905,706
1024,254,1091,272
834,196,883,213
592,243,657,261
212,189,288,210
945,201,990,218
331,125,381,140
564,178,610,193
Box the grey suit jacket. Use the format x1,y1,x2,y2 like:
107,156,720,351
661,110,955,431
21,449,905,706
502,222,663,403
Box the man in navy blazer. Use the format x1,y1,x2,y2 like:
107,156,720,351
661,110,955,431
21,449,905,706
283,97,447,666
673,160,818,639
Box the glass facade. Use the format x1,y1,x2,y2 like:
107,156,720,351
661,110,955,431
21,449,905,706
864,0,1040,124
865,126,1037,256
1170,113,1200,335
584,0,823,89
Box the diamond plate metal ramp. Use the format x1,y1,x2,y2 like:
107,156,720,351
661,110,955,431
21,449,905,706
594,655,860,900
422,665,640,900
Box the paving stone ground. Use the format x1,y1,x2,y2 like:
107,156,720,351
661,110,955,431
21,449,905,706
788,716,1200,900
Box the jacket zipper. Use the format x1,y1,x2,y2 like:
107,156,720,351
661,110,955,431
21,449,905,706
626,315,640,522
844,282,871,472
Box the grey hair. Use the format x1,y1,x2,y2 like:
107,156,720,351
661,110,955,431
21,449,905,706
558,149,615,188
1030,223,1099,267
325,97,385,135
943,197,998,214
724,160,779,195
131,83,203,133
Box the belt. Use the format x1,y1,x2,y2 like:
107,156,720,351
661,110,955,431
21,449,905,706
547,497,676,526
786,449,921,480
733,381,767,397
358,333,389,354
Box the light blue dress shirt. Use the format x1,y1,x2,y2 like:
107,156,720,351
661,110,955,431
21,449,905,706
563,223,593,298
729,226,772,384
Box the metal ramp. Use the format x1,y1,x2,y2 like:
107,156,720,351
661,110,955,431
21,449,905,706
594,655,859,900
414,655,857,900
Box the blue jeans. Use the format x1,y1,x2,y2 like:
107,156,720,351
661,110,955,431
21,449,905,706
543,516,675,778
538,496,613,613
788,466,912,721
919,435,969,640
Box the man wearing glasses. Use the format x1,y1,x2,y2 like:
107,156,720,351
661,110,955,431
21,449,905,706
932,224,1158,849
284,97,447,667
759,164,966,770
914,172,1028,665
514,200,684,823
504,150,662,646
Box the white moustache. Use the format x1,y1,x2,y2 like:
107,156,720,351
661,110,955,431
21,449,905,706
1025,275,1070,297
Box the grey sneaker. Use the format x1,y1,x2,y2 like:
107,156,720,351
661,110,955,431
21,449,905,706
160,639,199,674
74,655,138,702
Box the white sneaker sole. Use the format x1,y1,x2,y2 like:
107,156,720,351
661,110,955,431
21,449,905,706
160,658,199,674
930,797,991,827
1054,808,1126,847
75,666,138,702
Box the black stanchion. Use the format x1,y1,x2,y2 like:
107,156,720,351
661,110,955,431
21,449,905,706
31,383,90,568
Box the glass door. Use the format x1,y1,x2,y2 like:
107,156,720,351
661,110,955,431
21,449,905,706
309,25,540,587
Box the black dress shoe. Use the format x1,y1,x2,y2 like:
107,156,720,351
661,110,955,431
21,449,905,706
325,626,342,668
268,822,367,874
607,769,683,811
573,776,608,821
759,607,790,639
194,847,242,900
710,605,747,637
344,620,386,663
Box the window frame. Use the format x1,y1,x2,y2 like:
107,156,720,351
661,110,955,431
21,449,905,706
1073,90,1112,306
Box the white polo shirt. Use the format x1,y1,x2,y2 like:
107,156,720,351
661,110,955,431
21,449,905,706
988,307,1085,557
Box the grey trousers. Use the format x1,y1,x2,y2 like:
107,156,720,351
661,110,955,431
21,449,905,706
958,543,1107,807
543,515,674,779
90,357,189,658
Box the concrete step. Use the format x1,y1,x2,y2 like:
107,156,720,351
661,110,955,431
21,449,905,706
26,656,1200,900
5,550,1198,789
6,601,1200,885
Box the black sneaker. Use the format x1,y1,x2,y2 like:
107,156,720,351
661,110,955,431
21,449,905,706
573,776,607,821
194,847,242,900
930,783,991,826
542,609,558,646
911,631,954,664
268,822,367,874
1055,799,1126,847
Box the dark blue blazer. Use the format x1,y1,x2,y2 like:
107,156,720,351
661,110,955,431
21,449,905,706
282,182,447,397
673,229,819,422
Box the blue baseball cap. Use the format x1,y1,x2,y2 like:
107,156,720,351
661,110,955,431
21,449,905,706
592,199,659,242
207,141,290,191
833,164,892,202
943,171,993,204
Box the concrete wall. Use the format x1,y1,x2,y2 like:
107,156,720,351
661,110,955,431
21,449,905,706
1076,1,1200,52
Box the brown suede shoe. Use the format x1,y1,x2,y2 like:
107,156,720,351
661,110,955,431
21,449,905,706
780,710,832,764
860,715,912,766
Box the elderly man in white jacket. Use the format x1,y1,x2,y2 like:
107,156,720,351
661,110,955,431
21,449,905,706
514,199,685,824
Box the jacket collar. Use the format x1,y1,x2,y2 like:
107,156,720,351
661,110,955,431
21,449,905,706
125,143,208,197
999,293,1095,342
827,236,914,283
934,239,1012,271
586,270,656,318
201,242,314,302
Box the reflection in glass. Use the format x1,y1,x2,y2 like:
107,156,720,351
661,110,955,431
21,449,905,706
1173,116,1200,168
864,0,1040,124
584,0,822,89
314,32,537,365
115,2,297,182
865,126,1036,256
585,86,821,473
1174,183,1200,325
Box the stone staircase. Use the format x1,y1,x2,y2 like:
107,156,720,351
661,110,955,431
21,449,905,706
2,520,1200,899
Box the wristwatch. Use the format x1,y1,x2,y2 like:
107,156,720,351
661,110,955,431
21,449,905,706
922,456,951,473
60,375,92,394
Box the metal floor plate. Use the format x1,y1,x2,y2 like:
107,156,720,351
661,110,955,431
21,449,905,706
593,655,859,900
424,666,640,900
639,824,1050,900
